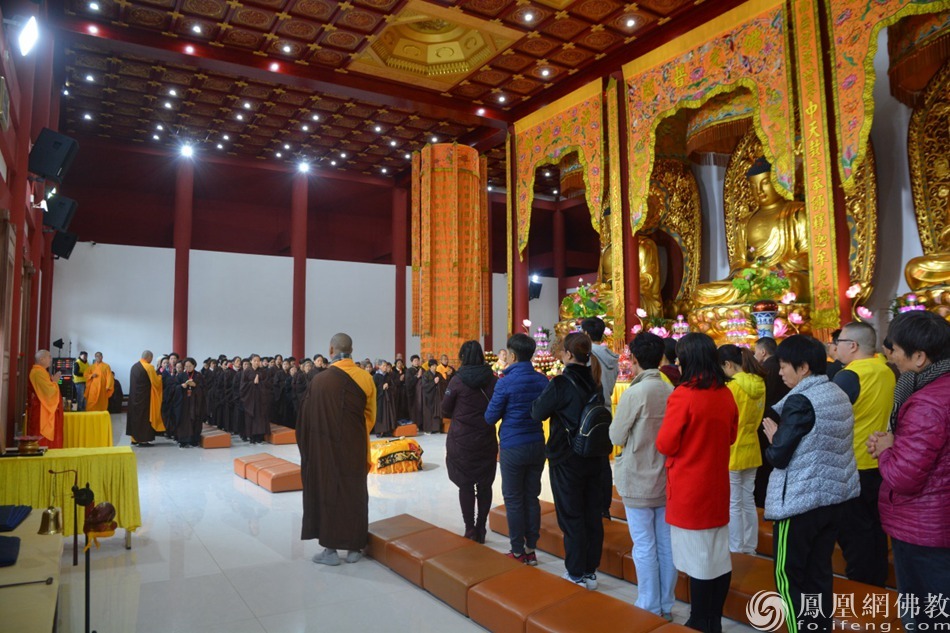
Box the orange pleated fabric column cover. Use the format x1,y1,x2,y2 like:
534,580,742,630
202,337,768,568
411,144,487,361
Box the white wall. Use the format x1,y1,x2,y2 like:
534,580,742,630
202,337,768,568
187,250,292,361
693,162,730,283
528,275,561,335
51,243,174,384
492,273,509,353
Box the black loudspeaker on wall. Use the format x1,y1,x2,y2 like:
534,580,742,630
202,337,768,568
51,232,78,260
29,128,79,184
44,196,78,232
528,280,543,300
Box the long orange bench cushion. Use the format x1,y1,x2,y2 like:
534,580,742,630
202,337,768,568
385,528,477,587
245,457,288,484
201,430,231,449
422,545,523,615
537,511,566,559
488,500,556,537
393,423,418,438
622,553,691,603
367,514,437,567
468,566,585,633
258,462,302,493
526,590,670,633
265,424,296,445
600,520,634,578
233,453,276,478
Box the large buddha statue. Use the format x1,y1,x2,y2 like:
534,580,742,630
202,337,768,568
905,226,950,290
694,157,810,306
597,209,663,315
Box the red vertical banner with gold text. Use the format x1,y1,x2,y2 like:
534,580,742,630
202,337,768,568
792,0,839,329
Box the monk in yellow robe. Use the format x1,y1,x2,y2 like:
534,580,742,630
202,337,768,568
84,351,115,412
28,350,64,448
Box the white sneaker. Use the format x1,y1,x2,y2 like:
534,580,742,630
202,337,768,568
312,548,341,566
345,550,362,564
562,571,596,590
583,573,598,590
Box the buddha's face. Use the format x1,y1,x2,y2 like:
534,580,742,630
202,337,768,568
748,172,783,207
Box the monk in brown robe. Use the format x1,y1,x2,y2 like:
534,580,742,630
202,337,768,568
127,350,164,446
175,358,204,448
28,350,64,448
241,354,272,444
298,333,376,566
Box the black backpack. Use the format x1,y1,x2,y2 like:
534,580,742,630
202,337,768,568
559,373,614,458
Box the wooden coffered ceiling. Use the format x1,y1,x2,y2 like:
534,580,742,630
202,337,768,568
52,0,745,180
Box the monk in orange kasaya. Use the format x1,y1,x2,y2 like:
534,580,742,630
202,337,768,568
84,351,115,412
28,349,65,448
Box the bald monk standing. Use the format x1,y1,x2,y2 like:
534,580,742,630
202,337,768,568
127,350,164,446
84,352,115,412
298,332,377,566
28,350,65,448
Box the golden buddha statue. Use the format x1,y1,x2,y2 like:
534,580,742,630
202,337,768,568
905,225,950,290
597,209,664,315
694,157,810,306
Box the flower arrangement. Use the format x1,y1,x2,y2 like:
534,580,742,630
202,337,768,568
890,293,927,316
671,315,690,340
731,257,792,302
560,278,606,320
725,310,753,346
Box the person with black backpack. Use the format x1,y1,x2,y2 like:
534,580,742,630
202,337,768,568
531,332,613,590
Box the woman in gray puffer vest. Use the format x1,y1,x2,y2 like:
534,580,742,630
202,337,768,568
762,335,859,633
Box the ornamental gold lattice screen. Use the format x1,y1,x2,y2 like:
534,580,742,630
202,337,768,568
411,144,489,362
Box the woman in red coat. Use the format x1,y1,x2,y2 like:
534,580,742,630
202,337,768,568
657,333,738,633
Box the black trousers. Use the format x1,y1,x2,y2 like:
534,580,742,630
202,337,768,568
458,478,494,530
686,572,732,633
774,503,844,633
836,469,889,587
550,454,606,578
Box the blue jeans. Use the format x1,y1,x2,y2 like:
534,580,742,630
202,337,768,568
74,382,85,411
891,538,950,630
499,441,545,555
625,505,677,615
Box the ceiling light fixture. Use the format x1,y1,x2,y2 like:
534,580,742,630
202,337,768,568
541,68,550,77
487,185,493,191
282,45,291,53
626,17,636,28
62,88,69,96
89,2,100,10
184,45,195,54
553,189,558,195
477,108,486,116
17,16,39,56
430,136,438,143
340,152,347,158
244,102,251,109
181,144,194,158
390,140,397,147
85,74,94,82
404,153,411,159
311,114,319,121
156,124,163,130
498,95,506,103
88,25,99,35
153,134,160,140
544,171,551,177
276,152,283,158
217,143,223,149
283,143,291,150
298,162,310,173
374,125,382,132
164,101,172,109
83,113,92,121
302,125,309,132
236,114,244,121
381,168,388,174
269,62,280,72
192,24,201,34
169,88,177,96
524,12,534,22
330,160,337,166
222,134,229,140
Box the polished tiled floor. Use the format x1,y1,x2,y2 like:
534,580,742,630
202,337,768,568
55,415,758,633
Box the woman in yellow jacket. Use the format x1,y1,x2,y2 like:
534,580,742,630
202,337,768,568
719,344,766,554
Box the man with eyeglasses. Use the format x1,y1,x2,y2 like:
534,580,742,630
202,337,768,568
825,328,845,380
832,321,896,587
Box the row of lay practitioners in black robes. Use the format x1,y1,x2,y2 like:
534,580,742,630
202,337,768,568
371,354,458,437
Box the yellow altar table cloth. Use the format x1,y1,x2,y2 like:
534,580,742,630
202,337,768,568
0,510,64,633
612,382,631,415
0,447,141,536
64,411,114,448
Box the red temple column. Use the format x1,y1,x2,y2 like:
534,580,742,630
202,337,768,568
392,186,408,359
291,171,308,360
615,73,640,334
172,159,193,357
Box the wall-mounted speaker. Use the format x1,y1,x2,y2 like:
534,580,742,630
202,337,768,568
29,128,79,184
43,196,77,232
529,280,543,300
51,232,78,259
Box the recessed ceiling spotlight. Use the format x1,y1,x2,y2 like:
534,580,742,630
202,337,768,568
544,171,551,177
216,143,223,149
88,25,99,35
156,124,163,131
330,160,337,166
487,185,493,191
626,17,636,28
541,68,551,77
192,24,201,34
298,162,310,173
83,113,93,121
85,74,94,82
244,102,252,109
269,62,280,72
498,95,506,103
164,102,172,109
302,125,309,132
477,108,486,115
89,2,100,11
282,45,292,53
283,143,291,150
431,136,438,143
184,45,195,54
63,88,69,96
390,140,397,147
340,152,347,158
553,189,558,195
153,134,160,140
236,114,244,121
374,125,382,132
169,88,177,96
524,12,534,22
311,114,319,121
276,152,283,158
381,168,388,174
181,144,194,158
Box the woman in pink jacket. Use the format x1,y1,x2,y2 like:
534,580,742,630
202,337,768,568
869,311,950,631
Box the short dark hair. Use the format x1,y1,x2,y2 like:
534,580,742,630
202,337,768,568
755,337,778,356
663,338,677,364
458,340,485,367
507,333,536,363
887,311,950,363
775,335,827,375
580,317,606,342
184,357,197,367
410,354,420,361
629,333,665,370
718,344,765,377
427,359,438,368
676,333,727,389
830,329,842,344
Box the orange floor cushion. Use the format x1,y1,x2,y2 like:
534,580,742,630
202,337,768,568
201,430,231,449
245,457,288,484
526,590,669,633
599,519,633,578
265,424,296,445
422,545,523,615
468,566,585,633
488,501,556,537
537,511,566,559
367,514,437,566
385,528,477,586
233,453,276,478
831,578,901,632
258,462,302,492
393,423,418,438
621,553,691,603
725,553,780,628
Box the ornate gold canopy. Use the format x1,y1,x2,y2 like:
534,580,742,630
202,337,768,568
909,60,950,258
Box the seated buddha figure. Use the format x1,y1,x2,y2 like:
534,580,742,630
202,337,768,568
694,157,810,306
596,210,663,316
905,227,950,290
